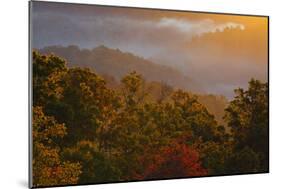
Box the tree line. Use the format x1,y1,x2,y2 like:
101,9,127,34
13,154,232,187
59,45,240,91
32,51,268,187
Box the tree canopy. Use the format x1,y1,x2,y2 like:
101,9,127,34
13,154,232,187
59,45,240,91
32,51,268,187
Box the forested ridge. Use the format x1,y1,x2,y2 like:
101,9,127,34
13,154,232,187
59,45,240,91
39,45,202,93
32,51,268,187
39,45,228,125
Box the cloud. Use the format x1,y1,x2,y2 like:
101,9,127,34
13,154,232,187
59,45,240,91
31,2,267,99
156,18,245,36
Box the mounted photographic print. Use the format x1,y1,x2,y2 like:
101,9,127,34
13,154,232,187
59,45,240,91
29,1,269,188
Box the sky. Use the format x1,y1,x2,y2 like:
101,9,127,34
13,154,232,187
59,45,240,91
31,1,268,99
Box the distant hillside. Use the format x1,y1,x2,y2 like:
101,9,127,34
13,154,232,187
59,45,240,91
39,45,203,93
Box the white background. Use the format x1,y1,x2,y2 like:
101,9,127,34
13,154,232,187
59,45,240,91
0,0,280,188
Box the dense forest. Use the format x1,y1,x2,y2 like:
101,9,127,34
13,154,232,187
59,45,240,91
39,45,228,125
32,51,268,187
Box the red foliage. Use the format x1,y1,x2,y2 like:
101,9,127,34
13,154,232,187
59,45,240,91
139,143,207,180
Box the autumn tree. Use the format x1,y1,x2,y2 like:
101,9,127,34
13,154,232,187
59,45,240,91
31,51,268,185
49,68,121,146
121,71,147,107
141,142,207,179
33,52,124,183
33,51,67,107
32,106,81,187
171,90,218,142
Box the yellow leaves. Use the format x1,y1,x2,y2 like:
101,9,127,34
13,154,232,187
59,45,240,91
33,106,66,143
33,162,82,187
32,106,81,187
80,82,94,99
172,90,192,103
45,71,66,99
121,71,144,94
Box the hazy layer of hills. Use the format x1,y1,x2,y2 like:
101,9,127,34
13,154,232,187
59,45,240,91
39,45,228,125
40,45,202,93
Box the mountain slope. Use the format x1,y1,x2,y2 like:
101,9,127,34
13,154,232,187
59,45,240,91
39,45,203,93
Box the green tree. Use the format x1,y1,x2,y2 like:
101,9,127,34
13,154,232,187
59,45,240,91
62,140,121,184
225,147,261,174
224,79,268,172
